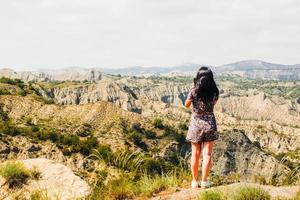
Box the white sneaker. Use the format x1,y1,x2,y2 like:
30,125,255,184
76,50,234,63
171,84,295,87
201,180,212,188
191,180,199,189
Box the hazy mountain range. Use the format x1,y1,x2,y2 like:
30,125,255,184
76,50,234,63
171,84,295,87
1,60,300,81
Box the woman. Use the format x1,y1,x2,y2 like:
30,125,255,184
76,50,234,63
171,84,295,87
185,66,219,189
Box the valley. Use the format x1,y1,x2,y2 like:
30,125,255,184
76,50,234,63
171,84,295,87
0,72,299,199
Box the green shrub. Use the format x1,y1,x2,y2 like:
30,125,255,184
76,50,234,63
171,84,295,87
30,190,50,200
128,131,144,146
141,158,171,175
107,176,135,200
0,161,30,188
230,186,271,200
199,189,222,200
79,137,98,156
163,125,186,144
153,117,164,129
60,134,80,146
0,88,11,95
3,126,21,136
18,89,27,96
111,151,145,172
137,174,179,197
0,77,24,88
145,130,156,139
95,145,113,162
31,125,39,132
37,130,58,142
0,110,9,121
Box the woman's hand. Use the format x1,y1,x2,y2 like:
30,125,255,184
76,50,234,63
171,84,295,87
185,99,192,108
213,100,218,105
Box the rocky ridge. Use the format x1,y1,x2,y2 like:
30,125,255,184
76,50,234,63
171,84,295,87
31,77,300,155
0,94,291,183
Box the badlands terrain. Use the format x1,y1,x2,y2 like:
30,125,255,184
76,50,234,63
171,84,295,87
0,63,299,199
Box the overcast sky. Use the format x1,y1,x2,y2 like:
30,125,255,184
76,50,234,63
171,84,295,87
0,0,299,70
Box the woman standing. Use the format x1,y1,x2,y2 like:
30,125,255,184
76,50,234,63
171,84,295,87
185,66,219,189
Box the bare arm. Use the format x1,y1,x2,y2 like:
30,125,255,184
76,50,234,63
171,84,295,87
213,99,218,105
185,99,192,108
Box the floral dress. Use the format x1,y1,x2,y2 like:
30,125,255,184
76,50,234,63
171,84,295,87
186,86,219,143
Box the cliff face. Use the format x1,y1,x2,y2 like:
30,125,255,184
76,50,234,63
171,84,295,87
33,77,300,154
34,78,190,113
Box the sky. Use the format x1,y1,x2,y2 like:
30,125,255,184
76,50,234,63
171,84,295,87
0,0,299,70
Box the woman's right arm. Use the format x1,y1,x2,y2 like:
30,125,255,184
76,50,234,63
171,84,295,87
185,99,192,108
185,86,194,108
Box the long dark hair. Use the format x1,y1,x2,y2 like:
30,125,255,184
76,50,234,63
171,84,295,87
193,66,219,103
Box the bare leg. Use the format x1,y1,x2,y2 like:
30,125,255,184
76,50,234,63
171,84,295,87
201,141,214,181
191,142,201,181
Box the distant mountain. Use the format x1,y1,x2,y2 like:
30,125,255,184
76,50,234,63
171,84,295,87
216,60,300,80
0,67,102,82
101,60,300,80
1,60,300,81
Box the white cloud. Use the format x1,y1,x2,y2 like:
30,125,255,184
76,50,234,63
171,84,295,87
0,0,299,70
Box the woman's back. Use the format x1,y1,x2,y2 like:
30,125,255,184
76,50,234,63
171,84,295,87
187,86,218,115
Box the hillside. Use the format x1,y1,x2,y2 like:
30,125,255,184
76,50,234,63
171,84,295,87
0,76,299,199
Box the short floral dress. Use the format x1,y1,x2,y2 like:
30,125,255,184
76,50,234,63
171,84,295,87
186,86,219,143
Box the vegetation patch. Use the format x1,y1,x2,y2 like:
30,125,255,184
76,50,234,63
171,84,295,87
229,186,271,200
198,185,271,200
199,189,223,200
0,161,30,188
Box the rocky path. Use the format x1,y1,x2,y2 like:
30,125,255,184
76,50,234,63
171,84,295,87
151,183,300,200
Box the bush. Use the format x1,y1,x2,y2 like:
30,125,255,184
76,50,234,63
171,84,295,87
153,117,164,129
0,77,24,87
141,158,171,175
0,110,9,121
37,130,58,142
95,145,114,162
145,130,156,139
230,186,271,200
30,190,50,200
128,131,143,144
79,137,98,156
107,176,135,200
0,161,30,188
0,88,11,95
137,174,179,197
3,125,21,136
253,175,267,185
199,189,222,200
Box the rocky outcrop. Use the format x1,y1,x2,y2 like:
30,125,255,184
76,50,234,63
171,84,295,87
0,68,102,82
211,129,289,182
34,78,190,113
0,158,90,200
